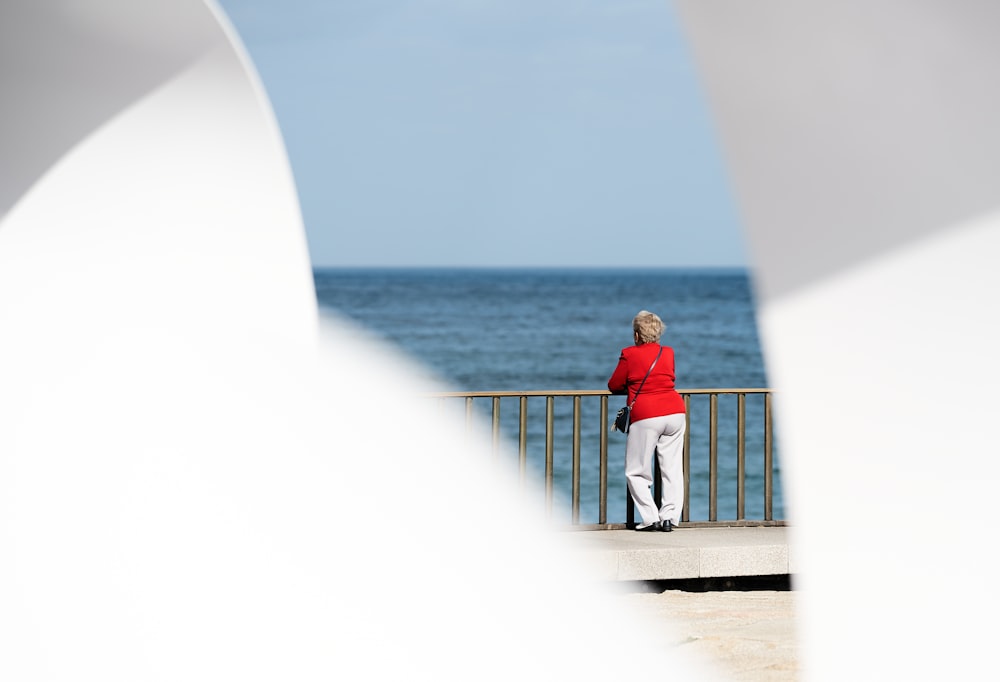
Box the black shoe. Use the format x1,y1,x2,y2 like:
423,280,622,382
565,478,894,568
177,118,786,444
635,522,661,532
659,520,673,532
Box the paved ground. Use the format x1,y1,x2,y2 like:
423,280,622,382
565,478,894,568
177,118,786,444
613,586,799,681
561,527,799,679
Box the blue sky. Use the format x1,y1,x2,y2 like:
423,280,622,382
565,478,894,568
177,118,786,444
215,0,746,268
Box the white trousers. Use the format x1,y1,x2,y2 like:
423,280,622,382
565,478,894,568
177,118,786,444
625,413,686,527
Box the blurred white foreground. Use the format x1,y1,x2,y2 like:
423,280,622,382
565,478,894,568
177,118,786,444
0,1,714,678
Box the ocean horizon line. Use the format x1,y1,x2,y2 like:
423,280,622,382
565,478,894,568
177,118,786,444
311,264,752,274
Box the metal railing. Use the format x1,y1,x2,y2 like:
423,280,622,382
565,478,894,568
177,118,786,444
429,389,782,529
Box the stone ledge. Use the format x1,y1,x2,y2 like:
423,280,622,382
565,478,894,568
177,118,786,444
570,527,793,581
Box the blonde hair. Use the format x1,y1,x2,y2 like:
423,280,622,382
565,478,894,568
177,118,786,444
632,310,664,344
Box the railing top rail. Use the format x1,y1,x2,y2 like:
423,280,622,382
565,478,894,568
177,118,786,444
680,388,774,395
427,388,774,398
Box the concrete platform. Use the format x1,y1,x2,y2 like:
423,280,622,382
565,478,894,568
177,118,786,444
567,526,795,582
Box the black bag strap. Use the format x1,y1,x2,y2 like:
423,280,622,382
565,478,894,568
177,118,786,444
628,345,663,409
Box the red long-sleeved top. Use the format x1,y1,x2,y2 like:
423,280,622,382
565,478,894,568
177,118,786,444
607,343,685,422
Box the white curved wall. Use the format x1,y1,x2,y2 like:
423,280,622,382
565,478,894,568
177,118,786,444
0,2,714,679
0,0,317,349
676,2,1000,678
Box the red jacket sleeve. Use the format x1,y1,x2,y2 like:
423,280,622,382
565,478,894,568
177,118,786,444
608,353,628,395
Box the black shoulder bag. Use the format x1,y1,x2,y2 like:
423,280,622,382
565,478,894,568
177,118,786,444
612,346,662,434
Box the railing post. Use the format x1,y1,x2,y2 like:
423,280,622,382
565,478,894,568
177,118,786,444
737,392,746,520
599,394,608,525
653,451,662,509
626,482,634,529
491,396,501,457
572,395,581,524
764,391,773,521
682,393,691,523
709,392,718,522
518,396,528,485
545,395,554,517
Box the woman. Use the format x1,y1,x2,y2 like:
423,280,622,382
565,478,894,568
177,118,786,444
608,310,686,532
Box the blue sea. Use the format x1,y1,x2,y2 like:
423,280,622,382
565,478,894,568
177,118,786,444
313,267,782,524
